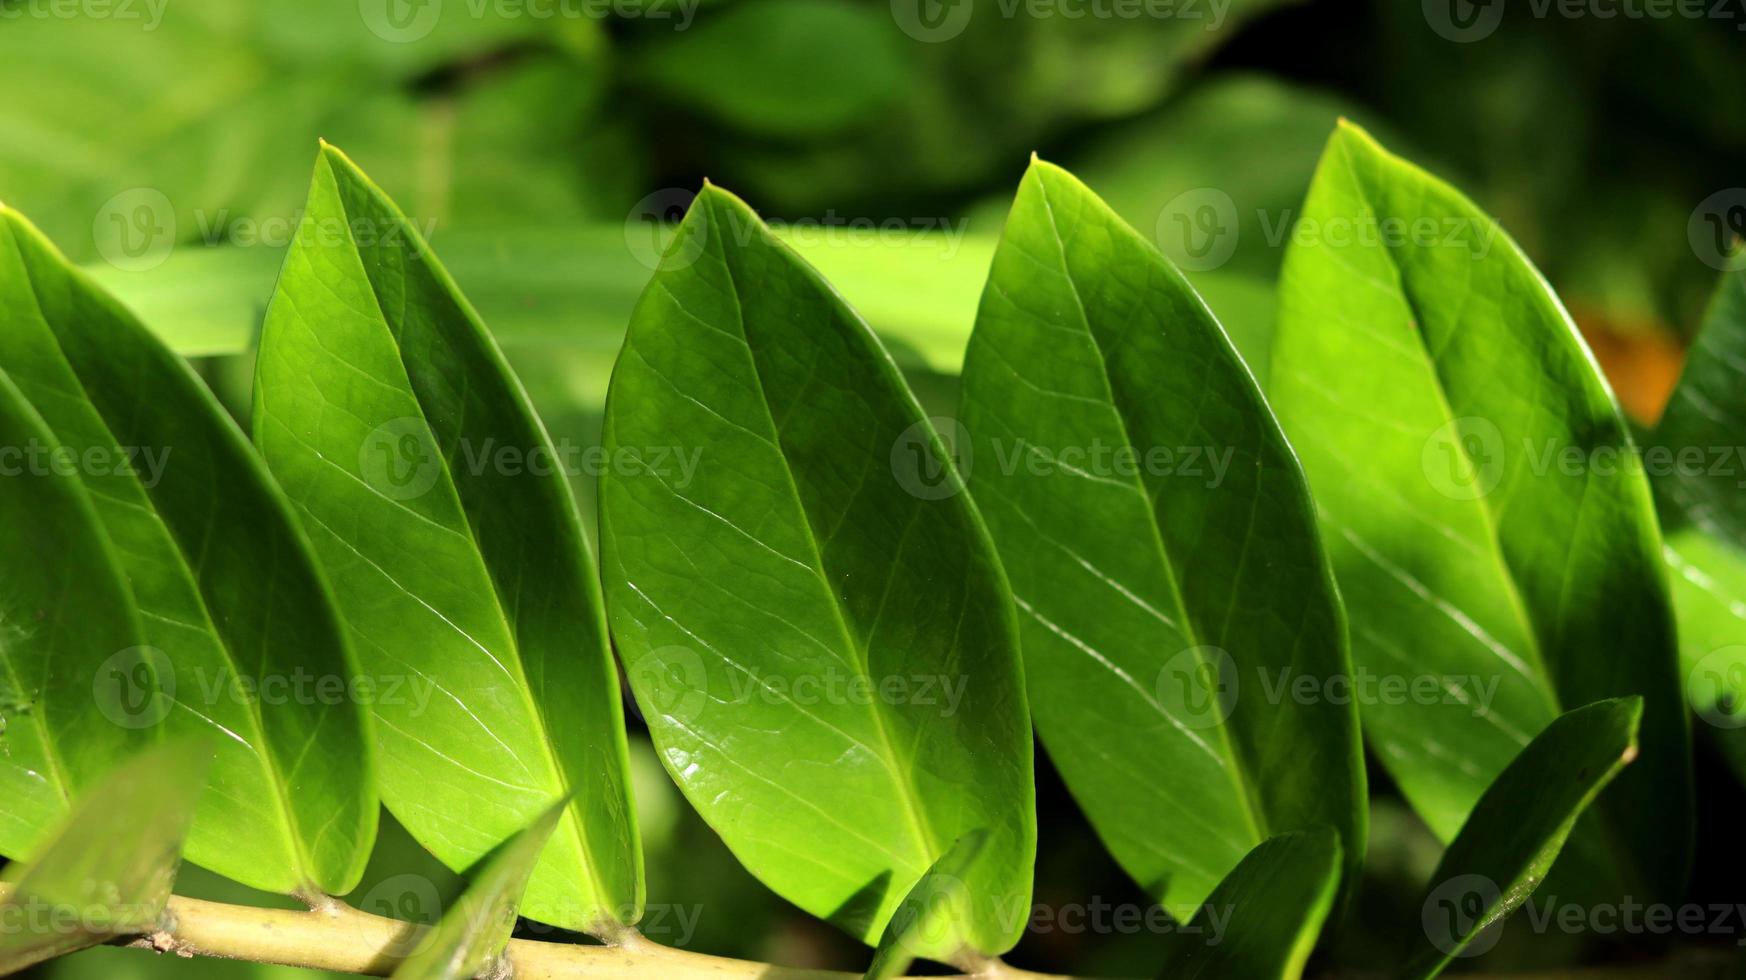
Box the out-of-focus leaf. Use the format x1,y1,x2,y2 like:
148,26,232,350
389,800,567,980
1662,532,1746,781
1654,267,1746,542
958,160,1363,910
254,146,640,935
1269,122,1690,903
629,0,907,138
1155,829,1341,980
0,206,374,896
1403,698,1642,979
0,372,147,860
715,0,1297,212
0,4,608,266
1650,267,1746,781
863,831,988,980
599,184,1034,961
0,740,211,973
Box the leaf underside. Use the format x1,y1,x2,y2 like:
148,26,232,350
958,159,1365,911
0,206,373,896
600,183,1035,958
1269,121,1689,904
254,145,640,933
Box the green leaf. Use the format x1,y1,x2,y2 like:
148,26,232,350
863,831,989,980
1663,530,1746,779
1650,268,1746,781
629,0,907,138
1403,698,1643,979
0,740,212,973
0,206,374,896
0,371,149,859
1268,121,1690,902
1654,267,1746,543
390,799,567,980
599,183,1035,960
1155,829,1342,980
957,160,1364,910
253,145,640,934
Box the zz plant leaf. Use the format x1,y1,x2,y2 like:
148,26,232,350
390,798,567,980
1268,121,1690,903
254,144,640,936
0,205,374,897
0,370,146,858
1154,828,1342,980
863,830,989,980
599,183,1035,963
0,739,212,973
1404,697,1642,979
958,159,1364,910
1649,267,1746,777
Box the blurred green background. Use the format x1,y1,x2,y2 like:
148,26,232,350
7,0,1746,975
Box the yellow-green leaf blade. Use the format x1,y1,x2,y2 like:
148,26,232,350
0,370,150,859
599,184,1035,957
0,207,374,896
1404,698,1642,979
957,159,1364,910
1269,122,1689,903
390,799,567,980
253,145,640,934
1155,829,1342,980
0,739,212,973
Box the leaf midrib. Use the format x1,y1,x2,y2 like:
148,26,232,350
312,157,611,915
1,213,310,885
1028,170,1269,850
704,192,942,879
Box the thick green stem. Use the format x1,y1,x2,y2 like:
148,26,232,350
0,884,1070,980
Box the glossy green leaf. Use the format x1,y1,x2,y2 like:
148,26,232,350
599,183,1035,960
1155,829,1341,980
1268,122,1690,902
390,799,567,980
1403,698,1642,979
1649,268,1746,780
958,160,1364,910
253,145,640,935
0,740,211,973
0,206,374,896
1654,267,1746,543
0,371,149,860
863,831,989,980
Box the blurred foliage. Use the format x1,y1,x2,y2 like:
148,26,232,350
8,0,1746,975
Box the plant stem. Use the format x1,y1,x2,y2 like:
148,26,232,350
0,884,1072,980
